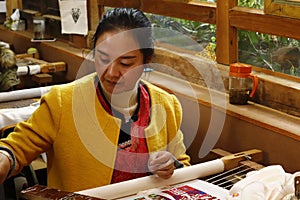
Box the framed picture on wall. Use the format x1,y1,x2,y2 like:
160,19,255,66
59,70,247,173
264,0,300,19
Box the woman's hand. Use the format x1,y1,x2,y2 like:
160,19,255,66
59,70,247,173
148,151,176,179
0,152,11,184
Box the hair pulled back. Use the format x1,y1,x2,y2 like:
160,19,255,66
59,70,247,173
93,8,154,63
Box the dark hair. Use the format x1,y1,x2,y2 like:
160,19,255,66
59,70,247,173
93,8,154,63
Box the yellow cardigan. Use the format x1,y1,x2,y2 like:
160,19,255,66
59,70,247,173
0,73,190,192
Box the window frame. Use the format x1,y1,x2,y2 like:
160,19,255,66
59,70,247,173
264,0,300,19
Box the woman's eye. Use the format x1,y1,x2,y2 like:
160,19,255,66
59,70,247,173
100,59,109,64
120,62,132,67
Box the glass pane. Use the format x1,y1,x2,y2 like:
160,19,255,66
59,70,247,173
191,0,264,7
238,30,300,77
147,13,217,61
104,1,265,10
238,0,264,9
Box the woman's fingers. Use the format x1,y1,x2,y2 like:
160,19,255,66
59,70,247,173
155,163,176,179
148,151,176,179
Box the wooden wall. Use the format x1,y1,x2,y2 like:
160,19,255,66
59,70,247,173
5,0,300,62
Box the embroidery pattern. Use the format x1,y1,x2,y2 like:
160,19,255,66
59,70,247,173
71,8,81,23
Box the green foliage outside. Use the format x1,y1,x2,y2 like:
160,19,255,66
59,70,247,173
147,0,300,77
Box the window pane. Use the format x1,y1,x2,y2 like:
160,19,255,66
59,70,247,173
147,14,216,60
191,0,264,8
238,0,264,9
238,30,300,77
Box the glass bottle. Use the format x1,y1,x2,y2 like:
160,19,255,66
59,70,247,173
229,63,258,105
33,16,45,39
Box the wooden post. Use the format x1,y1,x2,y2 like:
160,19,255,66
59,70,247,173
88,0,100,31
6,0,22,16
216,0,238,65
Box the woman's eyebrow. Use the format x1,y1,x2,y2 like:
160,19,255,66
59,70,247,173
120,55,137,59
97,49,137,59
96,49,109,56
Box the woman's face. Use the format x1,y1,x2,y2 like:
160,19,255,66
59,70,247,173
94,30,146,94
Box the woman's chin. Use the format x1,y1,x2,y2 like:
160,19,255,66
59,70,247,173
106,86,124,94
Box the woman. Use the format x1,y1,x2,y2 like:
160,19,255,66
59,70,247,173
0,8,190,192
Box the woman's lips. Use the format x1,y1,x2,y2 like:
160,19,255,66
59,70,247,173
105,79,122,87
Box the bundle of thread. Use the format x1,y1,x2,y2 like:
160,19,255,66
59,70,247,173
1,48,16,68
0,48,20,91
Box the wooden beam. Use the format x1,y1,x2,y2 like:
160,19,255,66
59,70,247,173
230,7,300,40
265,0,300,19
88,0,100,31
221,149,263,171
6,0,22,16
141,0,216,24
97,0,141,9
216,0,238,65
97,0,216,24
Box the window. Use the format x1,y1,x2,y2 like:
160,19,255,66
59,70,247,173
238,30,300,77
148,14,216,59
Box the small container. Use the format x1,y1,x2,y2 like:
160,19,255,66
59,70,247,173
16,19,26,31
33,16,45,39
11,19,25,31
229,63,258,105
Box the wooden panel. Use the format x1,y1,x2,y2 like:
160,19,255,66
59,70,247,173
230,7,300,40
6,0,22,16
215,0,238,65
265,0,300,19
88,0,100,31
141,0,216,23
164,0,191,2
97,0,216,24
22,0,45,13
97,0,141,9
68,35,87,49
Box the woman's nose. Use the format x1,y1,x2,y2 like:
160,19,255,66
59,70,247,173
106,61,120,77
